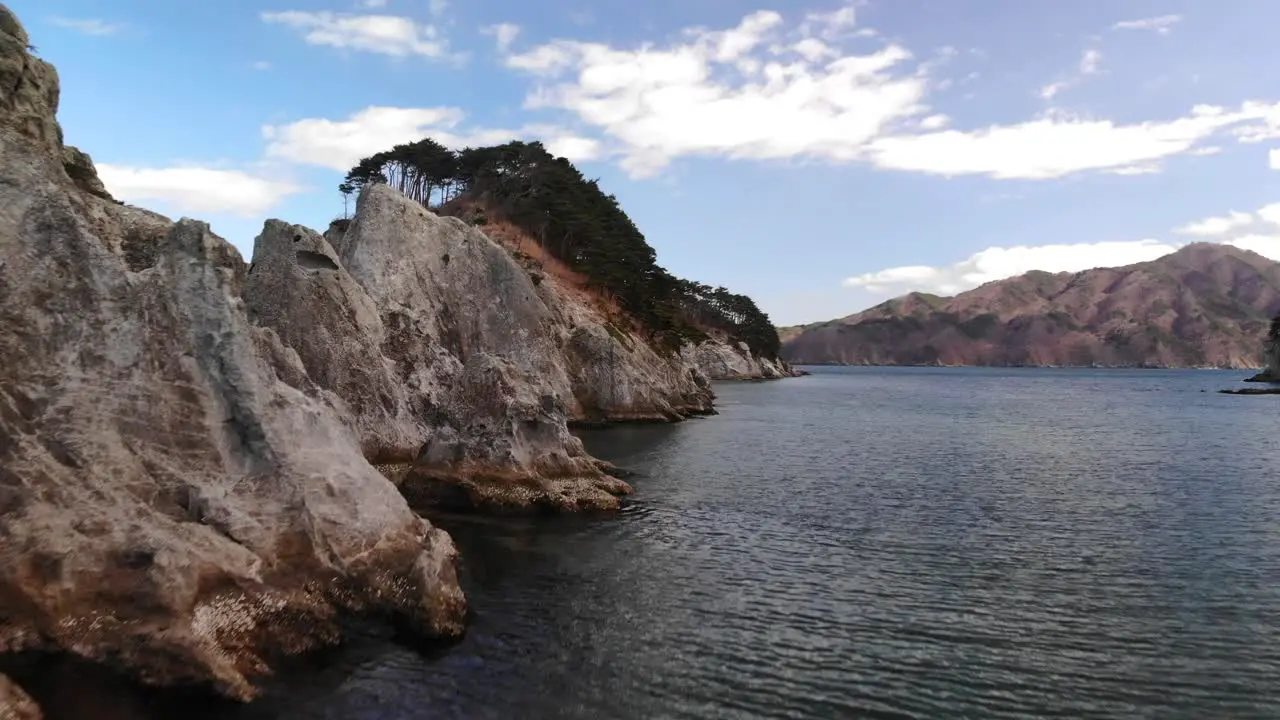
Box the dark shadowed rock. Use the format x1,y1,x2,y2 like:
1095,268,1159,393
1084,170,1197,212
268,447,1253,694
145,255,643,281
60,145,112,200
0,4,464,701
0,674,41,720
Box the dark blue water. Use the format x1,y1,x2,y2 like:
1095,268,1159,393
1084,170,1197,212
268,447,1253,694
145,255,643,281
175,369,1280,717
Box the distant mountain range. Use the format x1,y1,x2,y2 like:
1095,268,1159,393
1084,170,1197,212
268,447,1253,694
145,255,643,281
779,243,1280,369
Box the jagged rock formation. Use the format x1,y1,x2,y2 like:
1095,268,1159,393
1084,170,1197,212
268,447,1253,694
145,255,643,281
0,4,464,703
527,265,718,424
245,188,631,513
685,338,800,381
0,674,40,720
782,244,1280,369
242,186,797,515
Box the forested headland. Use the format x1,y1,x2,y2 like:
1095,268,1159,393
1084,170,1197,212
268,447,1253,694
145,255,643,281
339,138,781,359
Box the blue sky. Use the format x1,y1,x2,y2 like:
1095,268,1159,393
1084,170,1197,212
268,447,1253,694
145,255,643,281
17,0,1280,325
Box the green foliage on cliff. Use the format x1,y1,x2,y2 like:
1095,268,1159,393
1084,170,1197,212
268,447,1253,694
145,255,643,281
342,139,782,359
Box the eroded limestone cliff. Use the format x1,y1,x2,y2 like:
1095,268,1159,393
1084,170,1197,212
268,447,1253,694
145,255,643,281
0,6,463,705
244,190,631,513
685,337,800,381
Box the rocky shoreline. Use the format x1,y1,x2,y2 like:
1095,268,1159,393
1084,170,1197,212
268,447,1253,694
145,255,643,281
0,5,797,715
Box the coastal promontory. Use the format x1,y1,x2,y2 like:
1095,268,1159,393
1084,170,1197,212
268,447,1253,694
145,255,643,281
0,2,797,711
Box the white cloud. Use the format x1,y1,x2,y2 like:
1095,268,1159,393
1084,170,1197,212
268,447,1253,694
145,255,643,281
800,5,860,41
1106,163,1161,176
262,106,601,170
503,8,927,177
428,0,447,17
843,240,1178,295
481,22,520,53
359,0,388,7
1173,202,1280,260
1079,48,1102,75
1176,210,1255,236
918,114,950,130
1112,15,1182,34
497,9,1279,181
867,103,1280,179
1271,148,1280,169
1234,102,1280,142
96,165,303,216
252,60,272,70
261,10,452,59
1039,81,1068,101
542,134,602,161
1038,47,1101,100
50,17,126,35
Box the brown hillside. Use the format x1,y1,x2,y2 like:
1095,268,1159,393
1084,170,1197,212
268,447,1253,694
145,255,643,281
781,243,1280,368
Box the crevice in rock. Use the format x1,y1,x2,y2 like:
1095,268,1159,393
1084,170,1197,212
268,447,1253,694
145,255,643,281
295,250,339,272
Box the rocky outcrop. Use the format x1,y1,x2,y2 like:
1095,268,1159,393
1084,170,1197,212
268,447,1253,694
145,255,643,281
685,338,800,381
0,4,464,703
244,187,632,513
530,274,717,425
60,146,112,201
0,675,40,720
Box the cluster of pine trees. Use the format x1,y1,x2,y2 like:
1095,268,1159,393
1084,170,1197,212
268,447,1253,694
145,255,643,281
341,138,781,359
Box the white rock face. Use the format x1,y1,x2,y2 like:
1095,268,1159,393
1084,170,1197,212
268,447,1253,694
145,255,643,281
245,187,631,512
528,266,717,425
0,5,464,701
684,338,800,381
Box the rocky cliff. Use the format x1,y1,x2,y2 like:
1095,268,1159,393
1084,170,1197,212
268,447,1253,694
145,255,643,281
782,243,1280,368
242,187,789,513
684,337,801,381
244,189,631,513
0,5,464,707
0,2,799,709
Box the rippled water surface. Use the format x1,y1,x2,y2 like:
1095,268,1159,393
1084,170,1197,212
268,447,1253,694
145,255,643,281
216,368,1280,719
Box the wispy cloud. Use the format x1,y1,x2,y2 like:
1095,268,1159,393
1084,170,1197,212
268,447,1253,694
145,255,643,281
1039,47,1101,100
261,105,603,171
480,23,520,53
261,10,454,60
96,165,303,216
50,17,126,36
1111,15,1182,34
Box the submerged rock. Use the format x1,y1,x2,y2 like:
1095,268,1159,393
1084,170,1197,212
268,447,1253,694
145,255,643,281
0,5,464,701
0,675,40,720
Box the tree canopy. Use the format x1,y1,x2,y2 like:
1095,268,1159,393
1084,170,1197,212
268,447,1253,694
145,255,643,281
342,138,782,359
